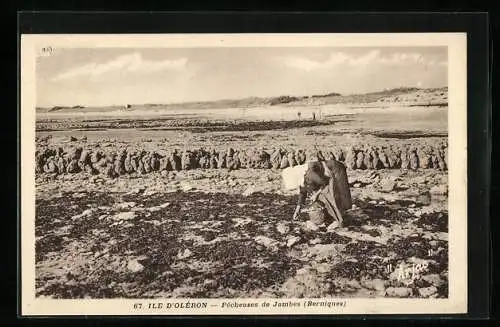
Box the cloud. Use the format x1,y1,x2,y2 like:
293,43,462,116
282,50,447,71
51,53,188,81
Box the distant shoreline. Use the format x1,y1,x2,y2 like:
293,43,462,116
36,86,448,114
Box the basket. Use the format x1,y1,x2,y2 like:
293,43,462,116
307,201,327,225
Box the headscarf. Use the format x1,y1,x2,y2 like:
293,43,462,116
281,163,310,193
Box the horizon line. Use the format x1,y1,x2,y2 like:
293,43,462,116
36,85,448,109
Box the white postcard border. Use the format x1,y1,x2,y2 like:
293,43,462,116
21,33,467,316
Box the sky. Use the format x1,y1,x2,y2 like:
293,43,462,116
36,47,447,107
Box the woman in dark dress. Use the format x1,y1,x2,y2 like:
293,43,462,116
292,159,352,227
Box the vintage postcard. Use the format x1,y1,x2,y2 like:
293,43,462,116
20,33,467,316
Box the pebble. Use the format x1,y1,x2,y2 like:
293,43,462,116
385,287,413,297
315,263,331,274
72,192,86,198
286,236,301,248
127,259,144,273
430,184,448,195
112,212,137,221
115,202,136,210
304,220,320,232
361,278,387,292
380,178,397,192
181,183,194,192
421,274,444,287
203,279,217,287
177,249,193,259
242,186,256,197
276,222,290,234
326,221,341,232
309,238,322,245
418,286,438,297
81,208,97,216
254,236,279,249
429,240,439,248
143,189,158,197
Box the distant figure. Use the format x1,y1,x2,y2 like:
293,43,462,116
312,112,316,120
297,111,302,120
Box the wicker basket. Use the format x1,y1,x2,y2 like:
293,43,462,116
307,201,327,225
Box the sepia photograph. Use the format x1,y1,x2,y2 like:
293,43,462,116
20,33,468,315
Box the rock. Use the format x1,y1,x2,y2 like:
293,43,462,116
203,279,217,288
81,208,97,217
254,236,279,249
112,212,137,221
129,187,145,195
421,274,445,287
177,249,193,259
307,244,341,260
326,221,341,232
72,192,86,198
365,228,381,237
313,263,331,274
380,178,397,192
242,186,256,197
345,150,356,170
378,151,389,168
430,184,448,195
309,238,322,245
287,152,297,167
409,151,419,170
415,192,432,206
159,202,171,208
355,152,365,169
303,220,320,232
281,272,328,298
364,152,374,169
361,278,387,292
181,182,194,192
280,156,289,169
353,183,361,188
276,222,290,234
148,206,162,212
143,188,158,197
400,152,410,169
296,150,307,164
286,236,301,247
70,208,98,221
418,286,438,298
385,287,412,297
127,259,144,273
115,202,136,210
